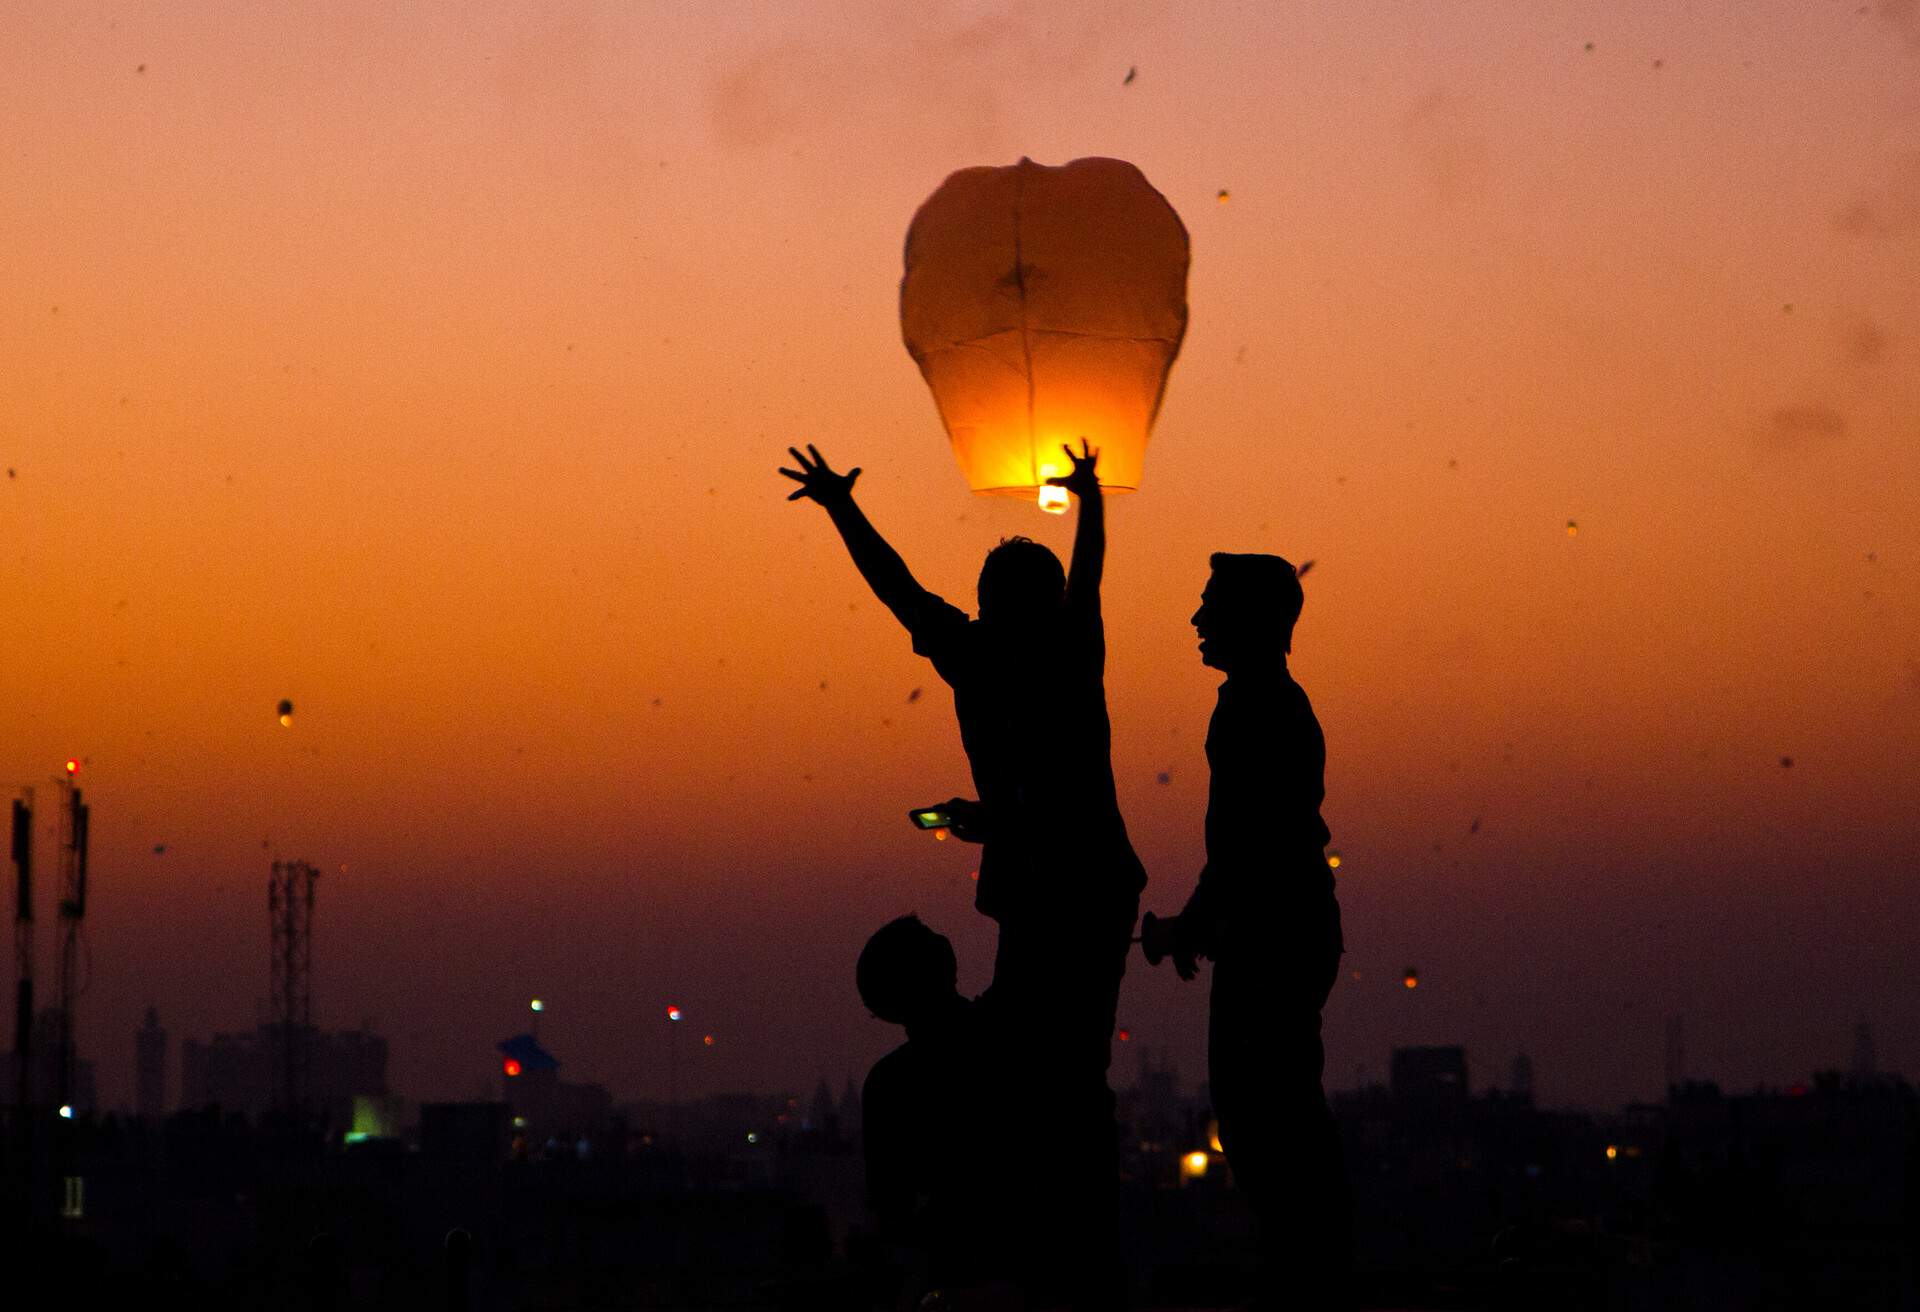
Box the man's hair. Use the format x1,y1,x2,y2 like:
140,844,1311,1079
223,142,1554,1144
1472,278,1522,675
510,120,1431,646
1208,552,1304,651
856,914,957,1025
977,536,1066,619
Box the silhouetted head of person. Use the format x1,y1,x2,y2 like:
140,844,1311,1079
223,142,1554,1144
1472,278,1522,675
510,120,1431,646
856,914,959,1029
977,536,1066,628
1193,552,1303,672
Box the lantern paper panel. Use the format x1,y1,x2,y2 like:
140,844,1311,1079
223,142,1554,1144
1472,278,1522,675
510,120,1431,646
901,157,1190,502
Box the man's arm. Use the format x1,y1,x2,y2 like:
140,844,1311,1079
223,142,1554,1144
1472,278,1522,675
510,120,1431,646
780,444,934,629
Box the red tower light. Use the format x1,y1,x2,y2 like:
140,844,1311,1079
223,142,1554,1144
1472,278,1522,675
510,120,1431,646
503,1058,522,1077
63,758,79,777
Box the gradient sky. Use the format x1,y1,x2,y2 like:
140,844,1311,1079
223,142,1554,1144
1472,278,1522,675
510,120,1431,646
4,1,1917,1114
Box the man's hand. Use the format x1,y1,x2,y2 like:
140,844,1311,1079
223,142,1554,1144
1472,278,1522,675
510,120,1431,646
1044,438,1100,500
779,444,860,505
941,797,989,844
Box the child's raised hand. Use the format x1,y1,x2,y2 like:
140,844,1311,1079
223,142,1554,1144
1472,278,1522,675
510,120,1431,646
1044,438,1100,499
779,444,861,504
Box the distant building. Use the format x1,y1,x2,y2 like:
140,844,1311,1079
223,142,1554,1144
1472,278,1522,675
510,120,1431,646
807,1078,836,1138
136,1006,168,1121
1391,1045,1470,1110
420,1102,513,1161
180,1024,387,1125
837,1075,861,1138
494,1033,612,1147
0,1007,98,1113
1509,1049,1534,1103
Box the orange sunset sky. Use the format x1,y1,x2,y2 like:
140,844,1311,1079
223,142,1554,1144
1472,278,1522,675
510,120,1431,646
4,1,1918,1111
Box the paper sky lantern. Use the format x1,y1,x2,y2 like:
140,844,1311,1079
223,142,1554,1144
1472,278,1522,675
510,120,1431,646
901,156,1190,511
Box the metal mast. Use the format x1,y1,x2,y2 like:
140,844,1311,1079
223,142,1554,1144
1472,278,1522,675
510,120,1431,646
267,859,318,1120
54,767,88,1112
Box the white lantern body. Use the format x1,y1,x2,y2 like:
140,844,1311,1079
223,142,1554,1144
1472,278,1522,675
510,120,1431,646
901,157,1190,503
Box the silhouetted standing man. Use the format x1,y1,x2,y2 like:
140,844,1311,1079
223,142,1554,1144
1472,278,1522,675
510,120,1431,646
1145,552,1351,1310
782,442,1143,1305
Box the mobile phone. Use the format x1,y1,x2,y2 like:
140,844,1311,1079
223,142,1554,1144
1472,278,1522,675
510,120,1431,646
908,806,952,831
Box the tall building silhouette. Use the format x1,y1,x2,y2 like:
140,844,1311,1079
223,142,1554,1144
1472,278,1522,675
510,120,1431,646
1851,1021,1876,1078
135,1006,168,1121
1509,1049,1534,1102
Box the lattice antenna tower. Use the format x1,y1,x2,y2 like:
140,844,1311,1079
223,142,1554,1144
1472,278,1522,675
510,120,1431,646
54,769,88,1111
268,859,318,1118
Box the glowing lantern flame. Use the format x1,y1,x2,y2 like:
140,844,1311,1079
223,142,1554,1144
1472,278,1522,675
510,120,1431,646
901,157,1190,509
502,1058,522,1077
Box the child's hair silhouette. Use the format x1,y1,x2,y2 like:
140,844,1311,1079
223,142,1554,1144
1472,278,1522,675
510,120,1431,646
977,536,1066,622
856,914,957,1025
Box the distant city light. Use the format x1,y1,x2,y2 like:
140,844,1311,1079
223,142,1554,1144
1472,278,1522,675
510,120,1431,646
1116,1028,1131,1042
502,1058,522,1077
746,1131,760,1145
703,1034,715,1046
512,1116,526,1129
530,998,544,1013
1605,1144,1618,1160
1181,1150,1209,1179
58,1104,73,1119
667,1005,683,1022
931,827,950,842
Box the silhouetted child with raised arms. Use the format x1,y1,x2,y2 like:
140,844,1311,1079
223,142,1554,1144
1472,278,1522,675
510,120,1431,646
1142,552,1352,1311
783,441,1142,1305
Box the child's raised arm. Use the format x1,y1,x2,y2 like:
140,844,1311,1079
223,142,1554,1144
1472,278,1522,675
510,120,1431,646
1048,439,1105,613
780,444,933,630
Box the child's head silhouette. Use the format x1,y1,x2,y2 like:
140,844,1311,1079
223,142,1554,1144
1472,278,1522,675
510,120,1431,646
857,914,959,1026
976,536,1066,625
